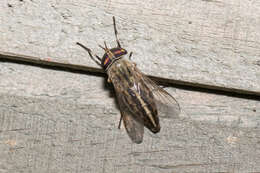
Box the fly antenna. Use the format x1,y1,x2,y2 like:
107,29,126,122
76,42,102,66
99,41,109,51
104,41,108,49
98,44,105,50
113,16,121,48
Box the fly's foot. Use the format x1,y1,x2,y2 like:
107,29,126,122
128,52,133,60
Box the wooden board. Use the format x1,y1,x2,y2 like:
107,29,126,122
1,0,260,94
0,62,259,172
1,0,260,172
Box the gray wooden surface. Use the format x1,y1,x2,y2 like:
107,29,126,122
0,0,260,172
1,0,260,93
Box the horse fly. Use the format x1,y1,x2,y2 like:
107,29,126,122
77,16,180,144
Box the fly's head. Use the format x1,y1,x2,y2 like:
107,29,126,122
77,16,128,71
100,44,127,70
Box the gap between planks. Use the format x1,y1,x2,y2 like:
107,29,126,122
0,51,259,100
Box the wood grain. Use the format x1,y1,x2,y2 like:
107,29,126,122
0,89,259,173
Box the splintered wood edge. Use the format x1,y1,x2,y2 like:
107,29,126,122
0,51,259,98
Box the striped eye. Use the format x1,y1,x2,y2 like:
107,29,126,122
104,56,111,66
113,48,127,58
101,48,127,70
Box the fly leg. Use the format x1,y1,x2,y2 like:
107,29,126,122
107,77,111,83
118,115,123,129
76,42,102,66
128,52,133,60
128,52,137,67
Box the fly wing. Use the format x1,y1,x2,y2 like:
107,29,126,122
115,92,144,144
133,66,181,119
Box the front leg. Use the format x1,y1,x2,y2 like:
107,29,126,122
107,77,112,83
128,52,133,60
118,114,123,129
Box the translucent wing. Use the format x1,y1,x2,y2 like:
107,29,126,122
134,66,181,119
116,92,144,144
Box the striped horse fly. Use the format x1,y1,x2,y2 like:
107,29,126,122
77,17,180,144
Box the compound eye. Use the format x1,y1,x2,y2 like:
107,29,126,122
120,48,127,55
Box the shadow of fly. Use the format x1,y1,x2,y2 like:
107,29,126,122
77,17,180,144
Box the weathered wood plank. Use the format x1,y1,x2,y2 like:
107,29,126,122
1,0,259,94
0,62,259,172
1,0,260,172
